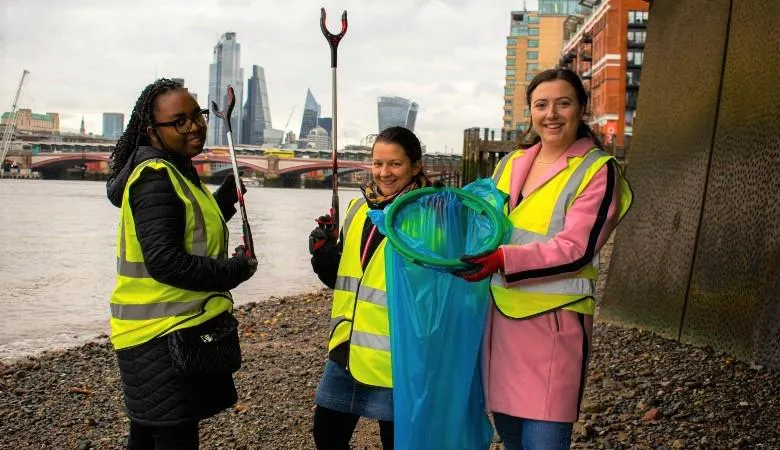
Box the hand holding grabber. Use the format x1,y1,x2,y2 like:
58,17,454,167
211,85,255,259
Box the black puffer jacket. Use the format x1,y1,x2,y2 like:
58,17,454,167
107,146,251,425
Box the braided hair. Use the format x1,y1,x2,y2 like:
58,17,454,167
108,78,184,177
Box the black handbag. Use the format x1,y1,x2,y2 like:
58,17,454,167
168,311,242,377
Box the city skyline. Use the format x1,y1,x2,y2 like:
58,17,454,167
0,0,542,153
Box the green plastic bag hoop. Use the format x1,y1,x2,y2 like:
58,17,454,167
383,186,506,270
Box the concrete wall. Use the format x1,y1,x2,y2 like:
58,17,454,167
600,0,780,369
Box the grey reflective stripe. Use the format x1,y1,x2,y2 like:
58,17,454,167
117,160,209,278
110,298,204,320
117,258,150,278
342,197,367,237
548,149,607,235
492,152,515,184
165,164,207,255
330,315,347,333
335,275,361,293
492,275,595,295
510,228,548,245
356,286,387,308
117,215,151,278
351,330,391,351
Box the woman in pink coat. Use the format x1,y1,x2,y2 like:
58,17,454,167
456,68,633,449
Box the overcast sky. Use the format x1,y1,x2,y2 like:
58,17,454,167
1,0,540,153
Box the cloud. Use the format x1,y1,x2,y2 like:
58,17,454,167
0,0,539,151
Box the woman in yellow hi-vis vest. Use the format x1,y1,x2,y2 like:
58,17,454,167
308,126,431,449
105,79,257,450
455,69,633,450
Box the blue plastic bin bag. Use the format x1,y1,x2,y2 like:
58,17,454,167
368,178,510,450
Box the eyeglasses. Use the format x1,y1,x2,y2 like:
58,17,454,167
154,109,209,135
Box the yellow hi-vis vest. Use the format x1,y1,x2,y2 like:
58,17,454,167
328,197,392,388
490,147,632,318
110,158,233,350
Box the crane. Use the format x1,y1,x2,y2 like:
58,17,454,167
0,70,30,170
282,105,296,145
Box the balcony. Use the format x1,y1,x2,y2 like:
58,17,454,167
580,51,592,61
583,32,593,44
627,39,645,48
628,19,648,28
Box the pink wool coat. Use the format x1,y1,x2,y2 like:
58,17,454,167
484,138,625,423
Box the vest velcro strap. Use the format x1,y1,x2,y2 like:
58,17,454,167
351,330,390,351
335,275,360,292
492,276,595,295
356,286,387,308
111,299,204,320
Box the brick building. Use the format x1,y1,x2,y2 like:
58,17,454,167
559,0,649,153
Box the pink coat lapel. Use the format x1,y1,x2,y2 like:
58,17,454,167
508,138,595,208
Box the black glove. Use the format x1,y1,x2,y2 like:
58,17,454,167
220,175,247,203
232,245,257,281
309,215,338,255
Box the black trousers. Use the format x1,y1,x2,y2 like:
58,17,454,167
127,420,199,450
313,405,394,449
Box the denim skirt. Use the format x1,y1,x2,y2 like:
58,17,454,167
315,360,394,421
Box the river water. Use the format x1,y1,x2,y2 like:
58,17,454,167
0,179,354,362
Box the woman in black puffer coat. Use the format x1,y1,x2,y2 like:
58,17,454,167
106,78,257,449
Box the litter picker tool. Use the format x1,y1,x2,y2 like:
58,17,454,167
211,85,255,259
317,8,348,233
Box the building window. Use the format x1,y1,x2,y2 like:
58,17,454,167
527,63,538,71
507,58,516,66
528,39,539,48
505,99,513,106
627,70,641,86
524,109,530,117
507,37,517,45
528,28,539,36
506,69,516,76
504,121,512,127
505,87,514,96
627,50,644,66
507,48,516,56
528,15,540,24
527,51,538,60
526,73,536,81
627,30,647,44
505,109,513,117
628,10,649,25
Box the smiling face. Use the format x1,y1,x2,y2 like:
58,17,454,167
148,88,207,158
529,79,584,150
371,141,421,196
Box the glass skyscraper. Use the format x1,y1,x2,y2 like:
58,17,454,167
377,96,418,132
298,89,320,146
208,32,244,146
242,65,272,145
102,113,124,140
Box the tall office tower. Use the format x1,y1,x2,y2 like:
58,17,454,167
207,32,244,146
317,117,332,138
242,65,273,145
377,96,418,132
502,1,589,134
298,89,320,147
102,113,124,140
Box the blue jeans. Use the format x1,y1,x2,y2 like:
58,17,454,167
493,413,573,450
